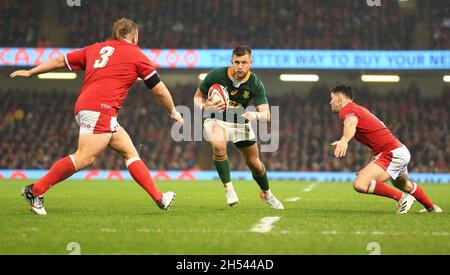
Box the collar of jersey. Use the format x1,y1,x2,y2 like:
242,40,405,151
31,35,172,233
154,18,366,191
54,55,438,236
121,38,133,44
227,67,251,88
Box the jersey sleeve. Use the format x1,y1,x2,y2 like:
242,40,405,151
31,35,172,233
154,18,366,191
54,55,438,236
198,70,215,94
253,79,269,106
136,50,157,80
136,50,160,89
339,105,358,122
64,48,86,71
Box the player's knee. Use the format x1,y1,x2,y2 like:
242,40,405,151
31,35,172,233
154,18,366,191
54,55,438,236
73,153,97,169
80,156,96,169
353,179,369,193
121,151,138,161
246,159,263,174
211,143,226,156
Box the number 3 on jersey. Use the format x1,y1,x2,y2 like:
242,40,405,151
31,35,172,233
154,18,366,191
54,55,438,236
94,46,115,68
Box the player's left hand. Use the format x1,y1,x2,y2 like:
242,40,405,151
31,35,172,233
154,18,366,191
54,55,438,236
331,140,348,158
170,109,184,125
241,111,259,121
10,70,32,78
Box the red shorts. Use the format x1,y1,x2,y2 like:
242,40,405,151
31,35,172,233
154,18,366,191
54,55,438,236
75,110,120,134
372,145,410,180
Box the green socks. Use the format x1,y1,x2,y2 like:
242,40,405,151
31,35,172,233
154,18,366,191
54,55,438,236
213,154,231,184
252,163,270,191
214,155,269,192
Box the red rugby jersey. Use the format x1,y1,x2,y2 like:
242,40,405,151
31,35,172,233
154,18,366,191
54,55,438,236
339,102,402,155
65,39,157,116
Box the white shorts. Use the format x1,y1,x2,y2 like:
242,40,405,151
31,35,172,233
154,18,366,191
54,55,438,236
75,110,120,134
372,145,411,180
204,118,256,144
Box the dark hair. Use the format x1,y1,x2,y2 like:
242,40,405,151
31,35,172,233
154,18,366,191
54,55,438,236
112,18,138,40
331,85,354,100
232,45,252,57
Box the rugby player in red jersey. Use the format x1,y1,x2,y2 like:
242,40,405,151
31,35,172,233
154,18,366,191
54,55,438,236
10,18,182,215
330,85,441,214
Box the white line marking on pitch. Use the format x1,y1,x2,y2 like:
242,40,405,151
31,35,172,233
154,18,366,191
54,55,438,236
321,230,338,235
250,216,281,233
432,232,450,236
286,197,301,202
100,228,117,233
303,183,317,192
90,228,450,238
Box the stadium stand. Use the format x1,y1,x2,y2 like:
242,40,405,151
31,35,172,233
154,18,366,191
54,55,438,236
1,84,448,173
1,0,448,49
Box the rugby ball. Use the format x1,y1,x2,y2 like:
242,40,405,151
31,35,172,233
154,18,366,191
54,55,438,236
207,84,229,110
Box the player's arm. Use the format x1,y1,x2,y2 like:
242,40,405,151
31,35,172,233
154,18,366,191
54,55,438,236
135,49,182,123
193,89,207,110
242,79,270,121
242,103,270,122
10,55,66,78
331,115,358,158
149,81,183,123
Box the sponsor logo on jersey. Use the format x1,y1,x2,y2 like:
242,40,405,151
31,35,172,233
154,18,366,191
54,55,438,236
228,100,240,108
80,123,92,129
100,104,112,110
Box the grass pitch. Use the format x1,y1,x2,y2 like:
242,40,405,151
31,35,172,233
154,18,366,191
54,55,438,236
0,180,449,254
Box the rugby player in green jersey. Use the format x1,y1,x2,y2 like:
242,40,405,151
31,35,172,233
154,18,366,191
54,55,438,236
193,46,284,209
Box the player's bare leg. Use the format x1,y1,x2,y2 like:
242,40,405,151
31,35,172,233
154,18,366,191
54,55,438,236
239,144,284,209
392,175,442,213
204,120,237,206
108,127,175,210
72,133,112,170
22,133,111,215
354,163,415,214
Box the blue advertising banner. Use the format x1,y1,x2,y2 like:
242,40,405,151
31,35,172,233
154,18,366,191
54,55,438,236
1,48,450,70
1,170,449,183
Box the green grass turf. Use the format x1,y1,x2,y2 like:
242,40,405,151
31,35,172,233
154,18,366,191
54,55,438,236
0,180,449,255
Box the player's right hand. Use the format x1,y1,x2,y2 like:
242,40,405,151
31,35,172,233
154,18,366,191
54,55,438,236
331,140,348,158
10,70,32,78
204,100,226,113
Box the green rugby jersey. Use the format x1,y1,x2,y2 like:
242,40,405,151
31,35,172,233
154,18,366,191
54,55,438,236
199,67,268,123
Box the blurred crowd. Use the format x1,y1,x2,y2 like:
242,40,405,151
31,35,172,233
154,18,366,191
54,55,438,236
258,84,450,173
1,0,449,49
1,84,448,173
0,0,41,47
0,82,198,171
429,0,450,49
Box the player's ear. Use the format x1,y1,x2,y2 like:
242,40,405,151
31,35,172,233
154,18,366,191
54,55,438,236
132,31,138,45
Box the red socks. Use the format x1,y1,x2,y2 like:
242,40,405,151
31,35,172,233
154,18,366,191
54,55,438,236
126,158,162,201
32,156,163,202
409,182,434,209
366,180,434,209
32,155,77,196
367,180,403,201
